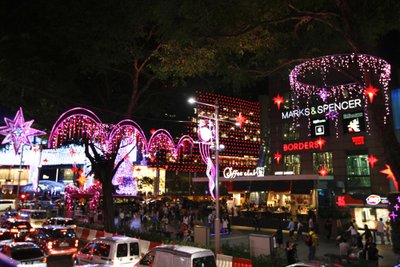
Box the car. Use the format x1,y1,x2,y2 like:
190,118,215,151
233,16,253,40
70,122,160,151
286,262,343,267
25,225,79,256
43,217,76,228
0,241,47,267
134,245,216,267
0,199,17,212
73,236,141,266
0,228,14,242
0,211,19,224
1,219,34,241
18,209,48,228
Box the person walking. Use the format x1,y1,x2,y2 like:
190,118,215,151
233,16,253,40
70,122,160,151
285,241,297,264
307,228,319,261
297,220,304,241
376,218,385,245
367,243,381,267
339,238,350,261
385,220,391,244
275,226,284,248
287,218,296,241
346,222,358,246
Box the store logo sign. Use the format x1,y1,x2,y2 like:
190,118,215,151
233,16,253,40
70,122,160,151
366,194,381,205
223,167,265,179
351,136,365,145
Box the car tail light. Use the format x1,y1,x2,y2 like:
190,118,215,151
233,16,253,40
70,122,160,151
29,228,35,233
47,241,53,250
10,228,18,234
75,239,79,247
43,257,47,263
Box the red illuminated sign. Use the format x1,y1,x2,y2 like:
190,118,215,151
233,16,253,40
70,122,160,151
336,196,347,207
351,136,365,145
283,138,325,152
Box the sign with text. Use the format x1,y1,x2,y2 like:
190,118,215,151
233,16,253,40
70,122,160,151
223,167,265,179
283,138,326,152
311,118,330,137
343,112,365,133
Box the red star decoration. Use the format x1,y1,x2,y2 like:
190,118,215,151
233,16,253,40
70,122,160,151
318,166,329,178
71,167,78,173
273,94,284,110
43,158,48,163
274,152,282,164
364,85,379,103
150,129,156,135
70,148,76,156
235,112,248,128
316,137,326,149
367,155,378,169
380,164,398,191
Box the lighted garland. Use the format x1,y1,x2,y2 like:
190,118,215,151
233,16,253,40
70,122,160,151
289,54,391,134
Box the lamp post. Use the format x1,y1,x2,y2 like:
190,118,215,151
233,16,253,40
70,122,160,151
188,97,221,254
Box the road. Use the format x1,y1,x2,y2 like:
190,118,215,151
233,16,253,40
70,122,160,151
48,255,73,267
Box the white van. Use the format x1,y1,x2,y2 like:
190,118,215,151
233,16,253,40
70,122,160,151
0,199,17,211
134,245,216,267
73,236,141,266
19,209,48,228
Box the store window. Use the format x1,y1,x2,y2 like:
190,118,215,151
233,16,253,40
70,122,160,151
346,154,370,189
282,122,300,141
284,154,301,175
313,152,333,174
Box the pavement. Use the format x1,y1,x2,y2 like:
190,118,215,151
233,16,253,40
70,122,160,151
217,225,400,267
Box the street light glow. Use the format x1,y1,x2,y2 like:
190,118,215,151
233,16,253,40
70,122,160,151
188,98,196,104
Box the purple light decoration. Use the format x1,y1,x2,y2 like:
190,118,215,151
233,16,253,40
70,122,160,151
0,107,46,154
148,129,175,156
64,183,102,211
398,196,400,203
198,119,216,199
394,204,400,211
390,211,398,221
325,110,339,120
319,88,330,102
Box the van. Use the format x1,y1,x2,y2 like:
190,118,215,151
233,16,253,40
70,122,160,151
134,245,216,267
0,199,17,211
73,236,141,266
19,209,48,228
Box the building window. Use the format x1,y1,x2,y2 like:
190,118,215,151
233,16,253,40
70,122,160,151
346,154,370,189
313,152,333,174
282,122,299,141
284,154,301,175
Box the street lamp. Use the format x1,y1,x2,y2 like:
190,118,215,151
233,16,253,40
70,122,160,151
188,97,221,254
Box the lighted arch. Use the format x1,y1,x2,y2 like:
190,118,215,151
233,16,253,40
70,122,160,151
109,119,148,150
48,107,104,149
147,129,175,156
176,135,194,156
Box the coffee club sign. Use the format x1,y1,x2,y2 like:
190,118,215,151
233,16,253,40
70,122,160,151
223,167,265,179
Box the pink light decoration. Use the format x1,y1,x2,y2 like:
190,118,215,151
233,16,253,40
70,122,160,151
289,54,391,130
64,183,102,211
325,110,339,120
274,152,282,164
319,88,330,102
318,166,329,178
148,129,175,156
198,119,216,199
0,107,46,154
235,112,247,128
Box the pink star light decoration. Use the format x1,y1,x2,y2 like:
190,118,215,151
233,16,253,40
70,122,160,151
319,88,330,102
367,155,378,168
0,107,46,154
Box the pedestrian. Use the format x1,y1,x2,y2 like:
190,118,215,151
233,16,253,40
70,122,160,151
346,222,357,246
306,228,319,261
287,218,295,240
285,241,297,264
297,220,303,241
361,224,373,248
275,226,284,248
308,216,314,231
376,218,385,245
325,217,333,240
222,215,229,233
367,243,381,267
385,220,391,244
339,238,350,261
253,213,261,231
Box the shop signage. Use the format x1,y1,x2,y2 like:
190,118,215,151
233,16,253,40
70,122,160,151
283,138,325,152
343,112,365,133
223,167,265,179
351,136,365,145
366,194,381,205
311,118,330,137
281,98,362,119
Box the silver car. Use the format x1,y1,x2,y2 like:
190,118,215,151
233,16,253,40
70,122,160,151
0,241,47,267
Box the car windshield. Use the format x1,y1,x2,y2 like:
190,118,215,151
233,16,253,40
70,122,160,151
44,228,76,238
10,246,44,260
193,256,216,267
12,221,31,228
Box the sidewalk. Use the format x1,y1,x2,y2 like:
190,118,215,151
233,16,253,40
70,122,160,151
219,225,399,267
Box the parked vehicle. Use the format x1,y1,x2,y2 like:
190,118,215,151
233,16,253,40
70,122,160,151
1,219,34,241
134,245,216,267
25,225,79,256
73,236,141,266
0,199,17,212
0,241,47,267
43,217,76,228
18,209,47,228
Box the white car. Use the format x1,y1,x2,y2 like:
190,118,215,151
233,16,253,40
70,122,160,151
135,245,216,267
0,241,47,267
286,262,343,267
73,236,141,266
